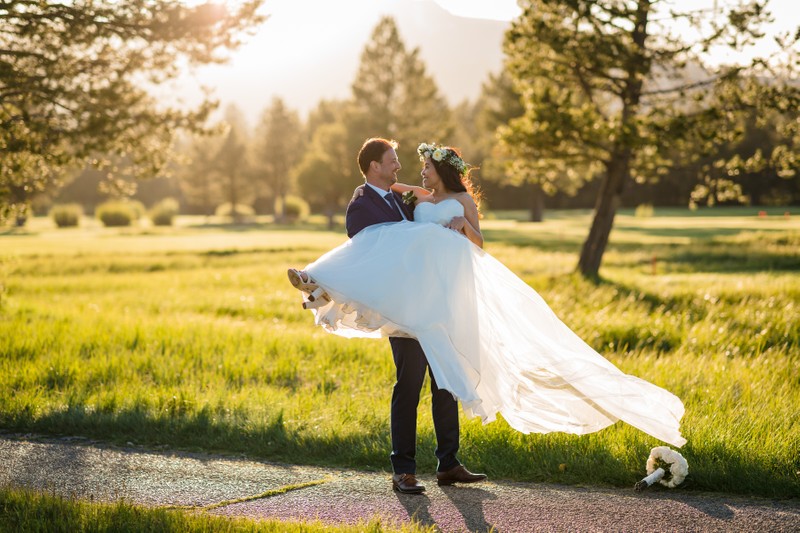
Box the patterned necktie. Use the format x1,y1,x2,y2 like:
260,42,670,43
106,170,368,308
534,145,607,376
385,192,404,220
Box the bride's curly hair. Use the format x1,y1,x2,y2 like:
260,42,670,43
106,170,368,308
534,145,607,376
431,146,482,210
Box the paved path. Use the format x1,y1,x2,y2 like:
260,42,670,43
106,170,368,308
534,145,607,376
1,435,798,532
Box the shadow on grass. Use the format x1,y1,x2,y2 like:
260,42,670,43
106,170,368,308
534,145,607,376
5,406,798,499
616,226,786,240
663,248,800,273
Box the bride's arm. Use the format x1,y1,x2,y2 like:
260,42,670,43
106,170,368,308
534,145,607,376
390,182,432,199
448,194,483,248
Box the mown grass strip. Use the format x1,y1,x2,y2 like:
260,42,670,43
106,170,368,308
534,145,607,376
0,486,432,533
202,478,331,511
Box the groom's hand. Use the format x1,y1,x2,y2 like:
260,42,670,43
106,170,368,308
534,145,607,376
446,216,467,233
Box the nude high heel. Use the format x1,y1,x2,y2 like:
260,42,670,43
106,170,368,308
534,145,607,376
287,268,316,292
288,268,330,307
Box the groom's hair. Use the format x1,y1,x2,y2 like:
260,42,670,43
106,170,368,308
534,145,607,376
357,137,398,176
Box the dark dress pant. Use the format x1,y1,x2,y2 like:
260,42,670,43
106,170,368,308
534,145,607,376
388,337,460,474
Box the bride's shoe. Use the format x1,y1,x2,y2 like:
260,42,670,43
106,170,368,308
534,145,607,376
302,297,328,310
288,268,316,292
288,268,331,306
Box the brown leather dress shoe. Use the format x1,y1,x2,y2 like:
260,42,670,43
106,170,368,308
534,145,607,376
392,473,426,494
436,465,488,486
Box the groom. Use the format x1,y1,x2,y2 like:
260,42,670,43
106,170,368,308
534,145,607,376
347,137,486,494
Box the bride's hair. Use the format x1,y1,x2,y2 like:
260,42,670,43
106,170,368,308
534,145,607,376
432,146,482,209
357,137,398,176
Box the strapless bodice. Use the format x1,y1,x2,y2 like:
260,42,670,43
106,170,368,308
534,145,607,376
414,198,464,225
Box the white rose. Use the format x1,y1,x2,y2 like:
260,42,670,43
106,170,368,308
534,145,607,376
432,149,444,162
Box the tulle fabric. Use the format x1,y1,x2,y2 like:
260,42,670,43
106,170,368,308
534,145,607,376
303,199,686,447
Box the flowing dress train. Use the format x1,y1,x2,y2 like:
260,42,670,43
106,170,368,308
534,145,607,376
301,199,686,447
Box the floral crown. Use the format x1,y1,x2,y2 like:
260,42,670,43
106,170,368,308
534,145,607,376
417,143,469,176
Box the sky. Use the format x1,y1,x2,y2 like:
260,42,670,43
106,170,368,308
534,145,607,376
170,0,798,122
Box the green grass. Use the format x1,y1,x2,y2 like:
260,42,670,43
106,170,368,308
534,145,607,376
1,208,799,500
0,486,430,532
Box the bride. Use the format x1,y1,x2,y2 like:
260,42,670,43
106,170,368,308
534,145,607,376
290,142,687,448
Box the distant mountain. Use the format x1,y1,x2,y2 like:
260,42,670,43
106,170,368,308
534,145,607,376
179,1,512,120
391,2,510,104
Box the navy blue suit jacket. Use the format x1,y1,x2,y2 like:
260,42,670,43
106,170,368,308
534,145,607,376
345,184,414,238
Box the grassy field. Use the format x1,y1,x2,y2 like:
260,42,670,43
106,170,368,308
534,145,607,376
1,207,798,500
0,486,430,532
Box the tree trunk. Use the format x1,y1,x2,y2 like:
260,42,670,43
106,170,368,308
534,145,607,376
577,0,649,278
230,173,240,224
276,193,286,223
326,206,335,230
528,182,545,222
577,156,628,278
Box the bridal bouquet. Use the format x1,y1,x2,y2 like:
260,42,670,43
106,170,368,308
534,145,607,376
634,446,688,490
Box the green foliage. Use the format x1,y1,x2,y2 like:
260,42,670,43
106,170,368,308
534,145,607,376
0,1,265,221
96,201,142,227
295,122,360,227
213,105,254,223
502,0,800,276
253,97,305,222
1,210,798,498
350,16,454,167
150,198,180,227
178,133,225,217
50,204,83,228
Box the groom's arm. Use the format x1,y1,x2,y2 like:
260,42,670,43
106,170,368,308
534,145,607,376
345,198,371,238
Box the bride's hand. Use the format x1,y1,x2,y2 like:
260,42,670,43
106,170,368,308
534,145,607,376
350,185,365,203
446,216,467,233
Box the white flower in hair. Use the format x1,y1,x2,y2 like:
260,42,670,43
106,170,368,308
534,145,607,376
416,142,470,176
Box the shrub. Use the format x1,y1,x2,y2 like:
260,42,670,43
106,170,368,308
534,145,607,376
635,204,654,218
149,198,180,226
51,204,83,228
127,200,146,220
215,203,255,221
96,201,137,227
282,195,310,222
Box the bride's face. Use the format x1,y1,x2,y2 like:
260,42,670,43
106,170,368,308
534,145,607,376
420,158,441,190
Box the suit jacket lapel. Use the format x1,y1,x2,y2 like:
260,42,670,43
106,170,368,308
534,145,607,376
365,185,403,221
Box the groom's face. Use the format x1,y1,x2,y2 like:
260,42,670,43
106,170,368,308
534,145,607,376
377,148,401,185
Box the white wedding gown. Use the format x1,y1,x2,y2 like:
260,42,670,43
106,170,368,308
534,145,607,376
303,199,686,447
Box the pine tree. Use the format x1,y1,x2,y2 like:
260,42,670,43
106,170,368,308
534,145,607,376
0,1,264,220
295,122,359,229
350,16,453,173
503,0,799,277
252,97,303,221
213,105,251,223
